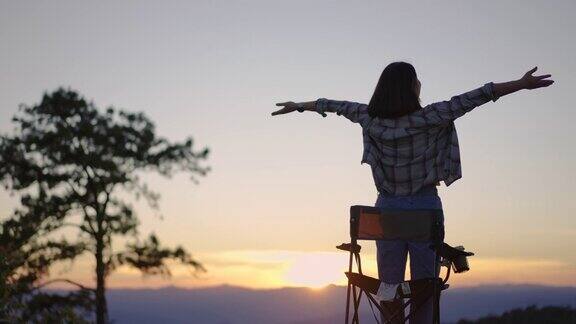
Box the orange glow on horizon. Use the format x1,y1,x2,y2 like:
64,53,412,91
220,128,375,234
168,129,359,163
46,250,576,291
283,252,348,289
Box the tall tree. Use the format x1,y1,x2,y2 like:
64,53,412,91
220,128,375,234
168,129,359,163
0,88,209,323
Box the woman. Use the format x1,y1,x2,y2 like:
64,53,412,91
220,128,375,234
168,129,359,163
271,62,553,323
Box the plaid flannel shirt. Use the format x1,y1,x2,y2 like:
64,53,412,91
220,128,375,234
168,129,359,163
315,82,500,196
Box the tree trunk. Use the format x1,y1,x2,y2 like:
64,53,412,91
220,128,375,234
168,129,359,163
95,234,107,324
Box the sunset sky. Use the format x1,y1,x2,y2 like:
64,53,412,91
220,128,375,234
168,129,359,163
1,1,575,290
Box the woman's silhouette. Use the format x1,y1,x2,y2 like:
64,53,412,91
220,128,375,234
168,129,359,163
272,62,553,323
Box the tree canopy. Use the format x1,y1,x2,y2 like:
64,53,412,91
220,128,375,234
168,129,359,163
0,88,210,323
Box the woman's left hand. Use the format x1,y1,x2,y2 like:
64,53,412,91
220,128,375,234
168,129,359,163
272,101,299,116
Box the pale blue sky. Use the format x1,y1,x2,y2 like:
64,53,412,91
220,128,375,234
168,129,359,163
1,1,574,288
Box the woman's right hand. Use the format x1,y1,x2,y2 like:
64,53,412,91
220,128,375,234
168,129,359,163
272,101,299,116
519,66,554,90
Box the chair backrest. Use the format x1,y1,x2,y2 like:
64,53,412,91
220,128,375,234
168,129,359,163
350,205,443,242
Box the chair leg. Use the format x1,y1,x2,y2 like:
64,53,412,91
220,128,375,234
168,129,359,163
345,283,352,324
345,251,354,324
345,282,351,323
352,285,360,324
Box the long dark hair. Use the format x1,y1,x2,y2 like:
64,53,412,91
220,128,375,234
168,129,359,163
367,61,422,119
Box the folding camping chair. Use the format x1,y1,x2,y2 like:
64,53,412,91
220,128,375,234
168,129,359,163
336,205,474,324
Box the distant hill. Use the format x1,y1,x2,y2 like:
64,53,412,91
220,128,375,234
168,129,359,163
456,305,576,324
100,284,576,323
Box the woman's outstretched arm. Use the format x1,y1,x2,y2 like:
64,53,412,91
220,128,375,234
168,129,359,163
272,99,367,123
419,66,554,126
493,66,553,98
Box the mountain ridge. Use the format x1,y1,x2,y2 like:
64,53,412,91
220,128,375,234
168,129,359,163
90,284,576,323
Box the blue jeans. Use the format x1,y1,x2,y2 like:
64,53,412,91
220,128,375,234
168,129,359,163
375,186,444,324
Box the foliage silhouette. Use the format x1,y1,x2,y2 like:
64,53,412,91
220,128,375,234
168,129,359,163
0,88,209,323
457,305,576,324
0,191,93,323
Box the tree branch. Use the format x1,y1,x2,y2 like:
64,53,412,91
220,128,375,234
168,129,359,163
34,278,95,292
81,206,97,235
